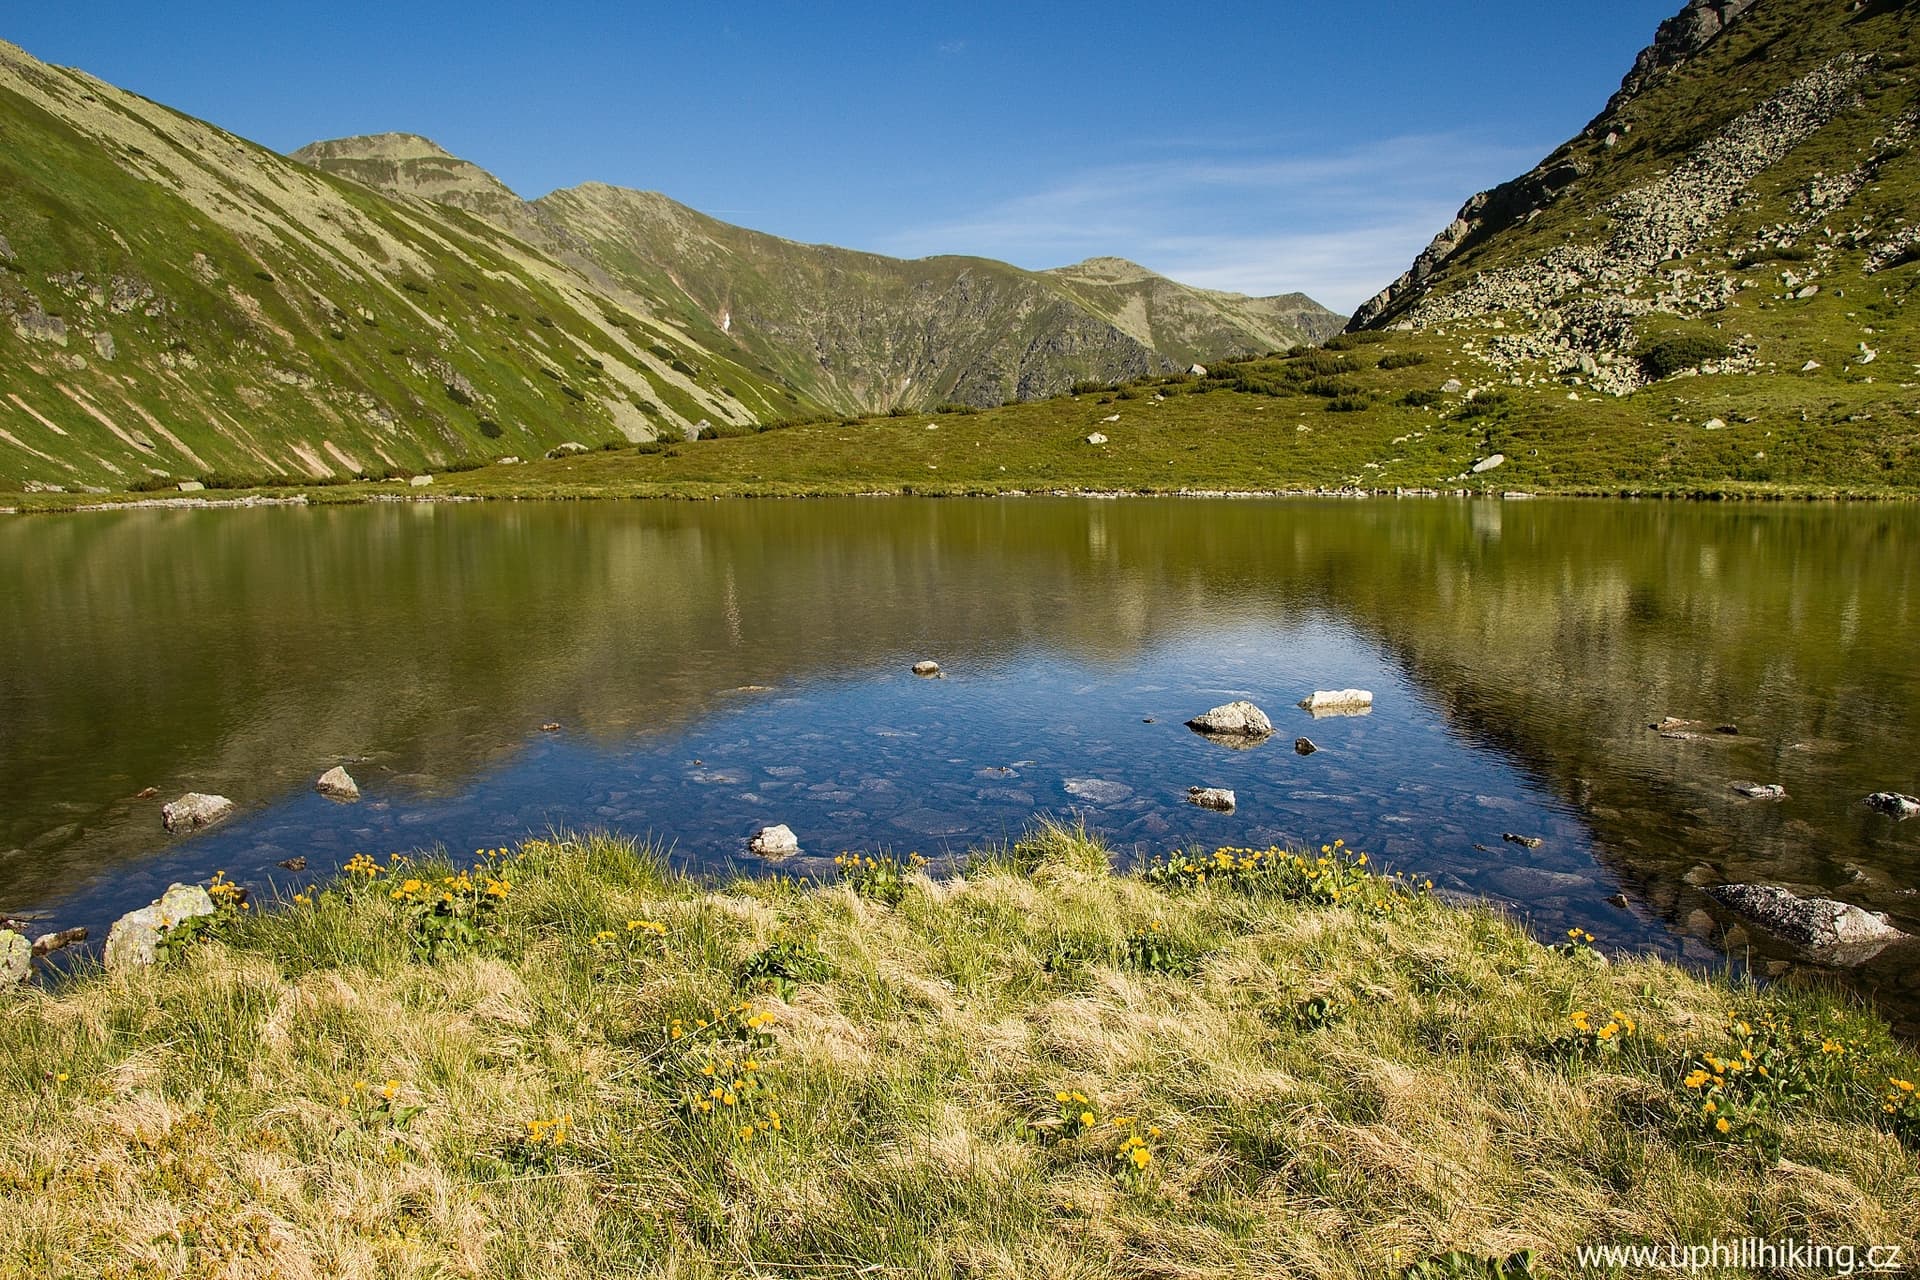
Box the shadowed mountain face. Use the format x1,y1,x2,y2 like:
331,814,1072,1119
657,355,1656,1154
294,138,1343,413
3,499,1915,1022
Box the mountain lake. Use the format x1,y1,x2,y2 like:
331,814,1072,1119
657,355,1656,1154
3,496,1916,1027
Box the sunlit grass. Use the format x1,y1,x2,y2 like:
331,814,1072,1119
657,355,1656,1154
1,822,1915,1277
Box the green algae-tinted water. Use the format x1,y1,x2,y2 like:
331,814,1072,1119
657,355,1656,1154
2,498,1915,1023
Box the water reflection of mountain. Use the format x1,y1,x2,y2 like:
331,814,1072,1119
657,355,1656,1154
3,499,1916,1011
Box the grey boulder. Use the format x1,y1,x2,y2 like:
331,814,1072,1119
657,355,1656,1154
104,884,217,970
1,929,28,986
161,792,234,832
749,824,800,859
1185,701,1273,740
1186,786,1236,813
315,766,360,801
1703,883,1910,964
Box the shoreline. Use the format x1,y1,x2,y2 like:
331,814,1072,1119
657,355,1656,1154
4,826,1916,1275
8,478,1919,516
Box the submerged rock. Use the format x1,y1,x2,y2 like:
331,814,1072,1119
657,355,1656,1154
1866,792,1920,820
1502,832,1544,849
1731,781,1786,800
748,824,800,859
1298,689,1374,716
1186,786,1236,813
1063,778,1133,806
104,884,216,970
1703,883,1910,964
161,792,234,832
1185,701,1273,740
315,766,360,801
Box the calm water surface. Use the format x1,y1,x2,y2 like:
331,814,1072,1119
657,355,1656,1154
3,498,1916,1023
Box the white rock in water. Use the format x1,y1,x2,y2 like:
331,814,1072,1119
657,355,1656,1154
749,824,800,859
1186,786,1236,813
1,929,28,986
1298,689,1374,715
316,766,360,801
105,884,216,970
911,660,941,676
161,792,234,832
1184,701,1273,738
1085,432,1108,445
1866,792,1920,819
1704,883,1909,963
1470,454,1506,473
408,474,433,487
1731,781,1786,799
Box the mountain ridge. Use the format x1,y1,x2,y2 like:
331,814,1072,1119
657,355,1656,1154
294,132,1344,411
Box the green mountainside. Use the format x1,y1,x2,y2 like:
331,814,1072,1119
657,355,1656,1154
295,137,1344,412
0,44,1337,493
0,42,805,491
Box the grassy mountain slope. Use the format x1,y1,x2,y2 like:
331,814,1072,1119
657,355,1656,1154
293,139,1343,414
0,43,816,491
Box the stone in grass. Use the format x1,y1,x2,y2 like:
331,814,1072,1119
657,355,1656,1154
1184,701,1273,739
749,824,800,859
1,929,29,986
104,884,216,971
315,766,360,801
161,792,233,832
1703,883,1910,965
1186,786,1236,813
1865,792,1920,820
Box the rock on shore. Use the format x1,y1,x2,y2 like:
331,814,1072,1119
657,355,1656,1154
104,884,216,970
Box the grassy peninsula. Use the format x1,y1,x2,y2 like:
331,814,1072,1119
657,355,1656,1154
4,824,1916,1278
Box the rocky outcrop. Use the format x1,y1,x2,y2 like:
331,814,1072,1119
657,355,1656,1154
1604,0,1759,117
161,792,234,832
1704,883,1910,964
104,883,216,970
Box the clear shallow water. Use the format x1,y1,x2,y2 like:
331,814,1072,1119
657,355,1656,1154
3,498,1917,1024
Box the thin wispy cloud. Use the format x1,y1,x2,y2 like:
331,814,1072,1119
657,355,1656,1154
875,134,1549,313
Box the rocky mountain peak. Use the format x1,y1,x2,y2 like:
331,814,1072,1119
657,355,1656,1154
1602,0,1761,117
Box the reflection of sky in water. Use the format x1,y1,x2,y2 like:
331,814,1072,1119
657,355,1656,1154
56,618,1646,957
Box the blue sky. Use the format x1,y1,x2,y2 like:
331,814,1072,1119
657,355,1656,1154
7,2,1680,313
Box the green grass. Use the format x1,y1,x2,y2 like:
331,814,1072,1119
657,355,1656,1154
2,825,1916,1277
